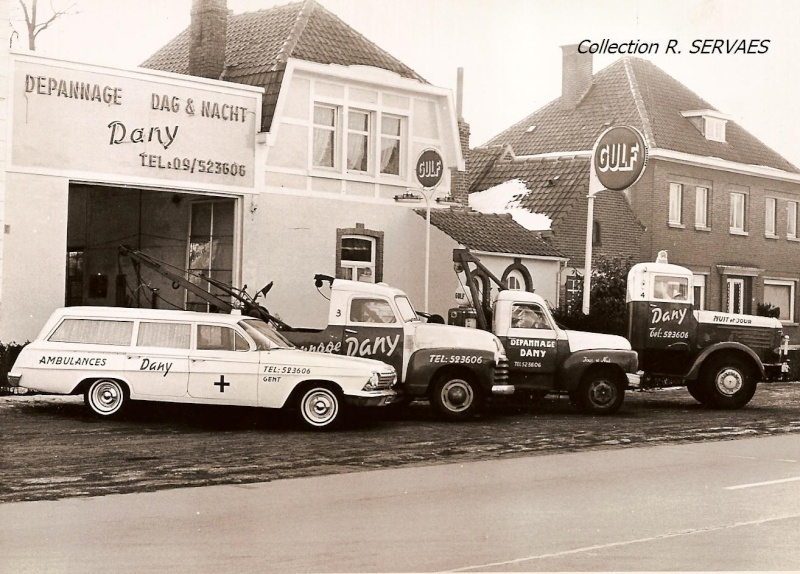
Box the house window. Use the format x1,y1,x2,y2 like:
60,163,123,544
347,109,370,172
336,226,384,283
669,183,683,225
730,192,747,233
693,274,706,310
788,201,798,239
339,236,376,283
565,275,583,314
765,198,777,236
764,279,795,322
704,117,727,142
592,220,601,245
695,186,709,228
506,270,524,290
313,104,338,168
380,115,402,175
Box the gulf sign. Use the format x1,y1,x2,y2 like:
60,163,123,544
592,126,648,191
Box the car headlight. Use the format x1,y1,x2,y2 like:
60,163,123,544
363,371,381,391
362,370,395,391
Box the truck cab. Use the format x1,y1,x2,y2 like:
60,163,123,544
280,278,510,421
626,251,788,408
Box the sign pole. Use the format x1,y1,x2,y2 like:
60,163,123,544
585,126,648,315
414,149,445,314
582,193,595,315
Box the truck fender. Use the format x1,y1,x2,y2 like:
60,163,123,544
404,348,496,396
684,342,765,381
559,350,638,392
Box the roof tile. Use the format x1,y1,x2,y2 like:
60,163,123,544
141,0,426,132
420,208,565,258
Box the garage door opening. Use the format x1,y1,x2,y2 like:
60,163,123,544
66,184,236,311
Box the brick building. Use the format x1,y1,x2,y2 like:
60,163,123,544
475,45,800,337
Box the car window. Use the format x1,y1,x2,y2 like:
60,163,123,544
349,298,397,324
196,324,250,351
49,319,133,346
239,319,294,350
511,303,550,330
394,296,419,322
137,322,191,349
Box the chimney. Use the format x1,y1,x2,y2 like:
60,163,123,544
450,68,471,206
560,44,592,110
189,0,228,80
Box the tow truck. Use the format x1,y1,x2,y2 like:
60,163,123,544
626,251,789,408
451,249,639,414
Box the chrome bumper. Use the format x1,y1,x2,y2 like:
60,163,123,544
492,384,515,395
626,372,642,389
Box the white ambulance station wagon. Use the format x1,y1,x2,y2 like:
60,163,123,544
7,307,398,430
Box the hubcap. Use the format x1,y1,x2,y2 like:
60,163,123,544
441,380,473,412
588,380,616,407
715,368,743,396
91,381,122,413
303,390,337,425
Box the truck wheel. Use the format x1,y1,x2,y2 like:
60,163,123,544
429,372,483,421
702,355,757,409
85,379,128,417
297,384,343,430
570,368,625,415
686,380,710,405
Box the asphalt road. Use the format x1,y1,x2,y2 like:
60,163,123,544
2,433,799,572
2,383,800,503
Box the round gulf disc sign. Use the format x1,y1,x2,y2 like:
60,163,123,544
416,149,444,189
592,126,648,191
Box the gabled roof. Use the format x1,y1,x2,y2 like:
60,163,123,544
484,57,799,174
420,208,565,259
141,0,426,132
469,153,591,230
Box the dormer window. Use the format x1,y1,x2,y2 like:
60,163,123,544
704,117,726,143
681,110,729,143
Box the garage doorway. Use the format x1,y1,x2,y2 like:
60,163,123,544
66,184,236,311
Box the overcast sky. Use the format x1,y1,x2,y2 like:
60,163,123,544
19,0,800,167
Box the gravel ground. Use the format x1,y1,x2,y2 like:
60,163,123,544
2,384,800,503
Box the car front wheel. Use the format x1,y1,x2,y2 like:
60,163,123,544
297,384,343,430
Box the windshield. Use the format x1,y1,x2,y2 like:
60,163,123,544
395,296,419,322
239,319,295,350
653,275,690,302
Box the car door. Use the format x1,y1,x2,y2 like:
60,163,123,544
187,322,259,404
125,320,190,398
505,302,559,376
339,296,404,374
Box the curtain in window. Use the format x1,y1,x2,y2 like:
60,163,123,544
313,128,334,167
380,139,400,174
347,134,368,171
50,319,133,345
137,322,191,349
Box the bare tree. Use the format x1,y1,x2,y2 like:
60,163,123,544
11,0,78,50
